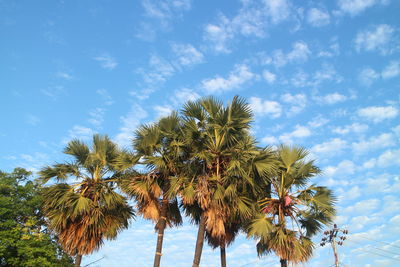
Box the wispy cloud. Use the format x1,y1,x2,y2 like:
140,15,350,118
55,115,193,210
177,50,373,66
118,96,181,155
136,0,192,40
203,0,292,53
93,54,118,70
96,89,114,105
249,97,282,118
312,138,348,156
63,125,97,144
357,105,399,123
279,125,311,144
26,114,41,126
352,132,396,155
354,24,396,55
141,0,191,25
337,0,388,16
332,123,369,135
88,108,105,128
171,88,200,105
202,64,256,93
266,41,311,67
262,70,276,84
382,60,400,79
56,71,73,80
114,104,148,148
171,43,204,67
358,67,379,86
153,105,173,118
280,93,307,115
41,85,66,100
314,92,349,105
307,8,330,27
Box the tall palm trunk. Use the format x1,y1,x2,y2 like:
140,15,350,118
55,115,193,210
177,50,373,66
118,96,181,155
153,195,169,267
74,254,82,267
192,213,206,267
220,243,227,267
280,258,287,267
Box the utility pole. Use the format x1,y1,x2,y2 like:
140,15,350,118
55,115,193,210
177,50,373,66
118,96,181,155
320,224,348,267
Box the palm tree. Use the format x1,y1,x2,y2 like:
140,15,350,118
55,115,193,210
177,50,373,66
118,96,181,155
202,145,277,267
247,145,336,267
39,135,135,267
169,96,271,267
119,113,184,267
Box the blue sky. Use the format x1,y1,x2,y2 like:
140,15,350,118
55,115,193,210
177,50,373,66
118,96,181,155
1,0,400,266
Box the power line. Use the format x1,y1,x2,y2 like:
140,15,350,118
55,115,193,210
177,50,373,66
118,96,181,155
356,248,400,262
356,235,400,249
348,239,400,257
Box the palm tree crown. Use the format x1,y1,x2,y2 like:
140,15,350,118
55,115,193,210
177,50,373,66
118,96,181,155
39,135,134,259
247,145,336,266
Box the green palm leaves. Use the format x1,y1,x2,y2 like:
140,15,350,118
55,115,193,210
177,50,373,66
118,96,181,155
39,135,134,263
38,96,336,267
247,145,336,266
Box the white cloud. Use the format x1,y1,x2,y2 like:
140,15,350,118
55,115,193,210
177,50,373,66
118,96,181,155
317,37,340,57
249,97,282,118
280,93,307,114
18,152,50,173
314,92,348,105
352,133,396,155
171,88,200,105
147,54,175,83
291,64,342,87
337,0,387,16
262,70,276,84
93,54,118,70
382,60,400,79
363,149,400,169
88,108,105,128
268,41,311,67
261,136,279,145
344,198,380,215
354,24,395,55
357,105,399,123
313,64,343,85
279,125,311,143
308,115,329,128
154,105,173,118
376,149,400,167
41,85,65,100
141,0,191,28
171,43,204,66
26,114,40,126
56,71,73,80
332,123,369,135
203,0,292,53
202,64,255,93
312,138,347,156
96,89,114,105
65,125,96,142
358,67,379,86
324,160,355,177
307,8,330,27
264,0,291,24
114,104,148,148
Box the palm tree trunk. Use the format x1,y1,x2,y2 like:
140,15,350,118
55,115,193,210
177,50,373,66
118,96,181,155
153,195,169,267
280,258,287,267
192,213,206,267
220,244,227,267
74,254,82,267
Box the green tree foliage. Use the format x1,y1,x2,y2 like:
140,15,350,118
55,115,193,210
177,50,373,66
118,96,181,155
39,135,135,266
246,145,336,267
0,168,73,267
